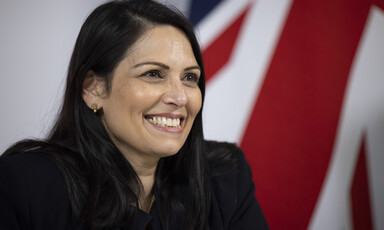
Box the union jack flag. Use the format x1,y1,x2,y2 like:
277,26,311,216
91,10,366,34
167,0,384,229
0,0,383,229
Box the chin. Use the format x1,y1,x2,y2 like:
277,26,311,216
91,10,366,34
152,144,183,158
142,136,189,158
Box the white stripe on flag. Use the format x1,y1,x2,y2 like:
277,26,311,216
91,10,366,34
203,0,293,143
309,6,384,230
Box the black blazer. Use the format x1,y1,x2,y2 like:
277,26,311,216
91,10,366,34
0,146,268,229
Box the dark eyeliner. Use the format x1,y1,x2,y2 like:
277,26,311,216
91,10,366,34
183,73,199,83
140,70,163,78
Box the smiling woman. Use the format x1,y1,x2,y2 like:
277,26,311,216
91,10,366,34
84,25,203,163
0,0,268,230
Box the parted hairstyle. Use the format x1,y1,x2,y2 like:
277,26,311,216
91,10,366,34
3,0,210,229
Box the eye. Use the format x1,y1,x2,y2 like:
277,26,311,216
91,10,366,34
141,70,164,79
182,73,199,84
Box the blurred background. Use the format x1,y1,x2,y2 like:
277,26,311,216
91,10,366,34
1,0,383,229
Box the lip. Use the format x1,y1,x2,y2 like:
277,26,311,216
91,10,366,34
144,113,185,133
145,113,185,119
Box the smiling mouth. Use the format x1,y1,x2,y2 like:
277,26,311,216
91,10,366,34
145,116,184,128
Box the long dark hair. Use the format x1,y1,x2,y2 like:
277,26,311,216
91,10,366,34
3,0,209,229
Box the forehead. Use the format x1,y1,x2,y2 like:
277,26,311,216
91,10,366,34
125,25,197,64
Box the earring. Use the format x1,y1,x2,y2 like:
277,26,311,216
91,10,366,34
91,103,98,113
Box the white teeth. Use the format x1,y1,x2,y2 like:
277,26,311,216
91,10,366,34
147,116,181,128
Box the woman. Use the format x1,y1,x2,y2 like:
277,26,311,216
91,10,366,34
0,0,268,229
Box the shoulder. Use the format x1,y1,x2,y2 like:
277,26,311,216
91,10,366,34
204,140,252,195
0,152,63,191
0,152,65,193
0,152,75,229
204,140,251,213
204,140,249,177
0,151,60,173
204,140,269,229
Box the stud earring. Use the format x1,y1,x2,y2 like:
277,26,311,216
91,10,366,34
91,103,98,113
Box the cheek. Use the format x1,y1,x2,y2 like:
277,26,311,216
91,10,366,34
188,89,202,116
117,82,161,111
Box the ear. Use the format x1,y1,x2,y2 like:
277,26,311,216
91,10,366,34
82,70,107,110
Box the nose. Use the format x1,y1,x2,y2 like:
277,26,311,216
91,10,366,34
162,79,187,108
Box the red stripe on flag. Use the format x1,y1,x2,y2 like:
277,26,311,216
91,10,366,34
202,5,250,83
240,0,371,229
351,136,373,230
372,0,384,10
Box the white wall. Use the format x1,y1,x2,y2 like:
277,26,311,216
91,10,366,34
0,0,194,154
0,0,107,153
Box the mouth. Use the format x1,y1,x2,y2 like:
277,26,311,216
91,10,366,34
144,114,185,128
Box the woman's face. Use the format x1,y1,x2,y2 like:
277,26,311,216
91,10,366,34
100,25,202,164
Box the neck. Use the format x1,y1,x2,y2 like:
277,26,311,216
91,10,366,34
130,157,157,196
139,173,155,212
123,153,158,212
111,140,159,211
139,171,155,197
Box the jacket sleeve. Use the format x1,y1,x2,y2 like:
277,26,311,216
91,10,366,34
0,155,30,230
0,153,75,230
228,148,269,230
0,190,22,230
208,143,269,230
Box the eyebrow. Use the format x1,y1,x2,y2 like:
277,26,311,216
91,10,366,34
184,66,201,71
134,62,169,69
134,62,200,72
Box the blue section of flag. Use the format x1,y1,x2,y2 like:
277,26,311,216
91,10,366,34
188,0,224,25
